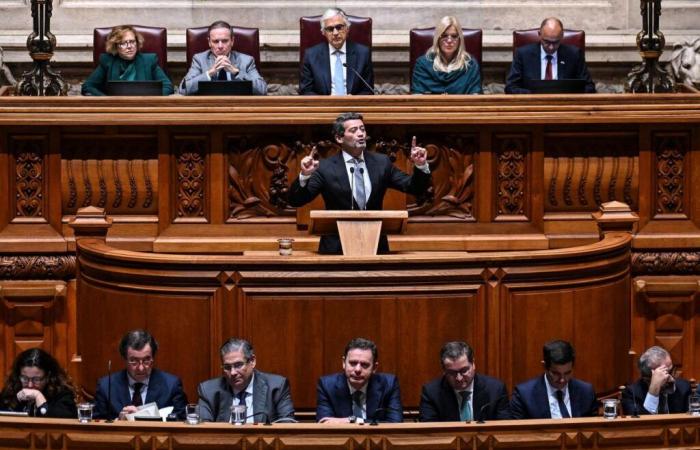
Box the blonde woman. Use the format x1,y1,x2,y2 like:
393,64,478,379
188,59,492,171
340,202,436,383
82,25,173,96
411,16,482,94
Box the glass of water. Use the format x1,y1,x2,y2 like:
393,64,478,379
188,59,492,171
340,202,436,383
689,395,700,416
230,404,247,425
77,403,93,423
185,403,200,425
603,399,617,419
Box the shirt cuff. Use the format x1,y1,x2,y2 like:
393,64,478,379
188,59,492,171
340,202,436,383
299,172,311,187
415,163,430,174
643,392,659,414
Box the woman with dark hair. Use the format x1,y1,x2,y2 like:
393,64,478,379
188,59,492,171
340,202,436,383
411,16,482,95
81,25,173,96
0,348,77,418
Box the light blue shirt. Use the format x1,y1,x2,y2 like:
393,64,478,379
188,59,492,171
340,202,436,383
329,42,347,95
540,46,559,80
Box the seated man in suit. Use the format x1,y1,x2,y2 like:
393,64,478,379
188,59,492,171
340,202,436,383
622,345,691,415
510,340,597,419
94,329,187,420
300,8,374,95
197,338,294,423
287,112,431,254
419,341,509,422
317,337,402,423
180,20,267,95
505,17,595,94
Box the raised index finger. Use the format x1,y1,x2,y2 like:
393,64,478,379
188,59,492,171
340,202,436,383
411,136,417,149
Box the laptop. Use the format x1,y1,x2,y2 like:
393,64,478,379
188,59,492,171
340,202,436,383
197,80,253,96
105,81,163,96
524,79,587,94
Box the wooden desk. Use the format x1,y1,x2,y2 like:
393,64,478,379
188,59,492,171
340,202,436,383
1,415,700,450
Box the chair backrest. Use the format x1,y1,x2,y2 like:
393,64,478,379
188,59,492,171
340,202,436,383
93,25,168,71
408,27,483,88
299,14,372,66
512,28,585,55
185,26,261,69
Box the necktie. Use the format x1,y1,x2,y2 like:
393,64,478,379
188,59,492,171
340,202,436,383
555,390,570,418
545,55,553,80
237,390,247,406
353,158,366,210
131,382,143,407
459,390,472,421
333,51,346,95
659,393,668,414
352,390,364,418
217,69,227,81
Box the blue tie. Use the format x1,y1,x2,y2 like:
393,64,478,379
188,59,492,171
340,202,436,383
556,390,570,418
459,390,472,421
353,158,366,210
334,51,346,95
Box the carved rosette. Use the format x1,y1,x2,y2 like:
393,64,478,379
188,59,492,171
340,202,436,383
0,255,76,279
15,149,44,218
495,136,528,216
632,251,700,275
655,134,687,216
175,140,206,218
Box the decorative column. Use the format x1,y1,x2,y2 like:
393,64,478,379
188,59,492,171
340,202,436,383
16,0,67,96
625,0,674,93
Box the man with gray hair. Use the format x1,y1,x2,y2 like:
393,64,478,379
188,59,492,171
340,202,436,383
299,8,374,95
197,338,294,422
622,345,691,415
419,341,509,422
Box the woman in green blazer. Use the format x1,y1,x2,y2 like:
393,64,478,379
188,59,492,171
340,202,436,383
81,25,173,96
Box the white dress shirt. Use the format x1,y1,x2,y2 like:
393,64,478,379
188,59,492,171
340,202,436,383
540,46,559,80
543,374,571,418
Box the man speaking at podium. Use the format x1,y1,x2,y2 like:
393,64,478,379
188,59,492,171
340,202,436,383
288,112,432,254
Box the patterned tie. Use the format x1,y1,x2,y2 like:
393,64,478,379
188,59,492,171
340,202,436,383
556,390,570,418
459,390,472,421
333,51,346,95
352,390,364,418
353,158,366,210
545,55,553,80
131,382,143,407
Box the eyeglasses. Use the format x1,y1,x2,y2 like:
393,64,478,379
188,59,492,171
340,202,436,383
118,40,137,49
222,361,248,372
20,375,46,384
323,24,346,33
440,33,460,42
444,366,472,378
126,357,153,367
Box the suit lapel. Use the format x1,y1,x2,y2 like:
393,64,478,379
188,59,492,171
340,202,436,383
252,371,268,416
117,371,131,411
440,377,461,420
568,380,580,417
345,42,356,93
144,369,161,405
217,377,233,421
472,374,489,420
335,374,353,416
320,46,332,94
365,375,383,419
332,152,353,206
363,152,381,207
534,376,552,418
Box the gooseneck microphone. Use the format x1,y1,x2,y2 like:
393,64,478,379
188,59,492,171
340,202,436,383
342,63,379,95
349,166,356,210
238,411,270,425
368,406,402,425
106,360,114,423
476,402,491,424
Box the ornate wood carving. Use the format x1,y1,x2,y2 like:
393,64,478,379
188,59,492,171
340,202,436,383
0,255,76,279
61,136,158,215
632,251,700,275
654,133,688,217
545,134,638,212
495,135,528,217
173,137,207,220
11,136,46,218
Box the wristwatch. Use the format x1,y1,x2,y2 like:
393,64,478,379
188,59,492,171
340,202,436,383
348,415,357,423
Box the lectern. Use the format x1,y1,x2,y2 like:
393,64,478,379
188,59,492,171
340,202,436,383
309,210,408,256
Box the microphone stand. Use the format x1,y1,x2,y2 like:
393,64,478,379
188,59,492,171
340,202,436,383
349,166,355,210
343,63,379,95
106,360,114,423
476,402,491,424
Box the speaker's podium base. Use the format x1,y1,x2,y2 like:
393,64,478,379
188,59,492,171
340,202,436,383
309,210,408,256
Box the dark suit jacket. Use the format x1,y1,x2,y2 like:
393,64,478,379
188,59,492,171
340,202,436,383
197,370,295,423
300,40,374,95
81,53,174,96
316,372,403,422
288,151,432,254
94,368,187,420
621,377,691,415
419,373,510,422
505,43,595,94
510,375,598,419
1,388,77,418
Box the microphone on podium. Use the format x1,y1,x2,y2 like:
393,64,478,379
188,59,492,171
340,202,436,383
343,63,379,95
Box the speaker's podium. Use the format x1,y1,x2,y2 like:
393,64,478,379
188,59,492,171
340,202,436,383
309,210,408,256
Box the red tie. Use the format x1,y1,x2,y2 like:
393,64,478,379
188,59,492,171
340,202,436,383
545,55,553,80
